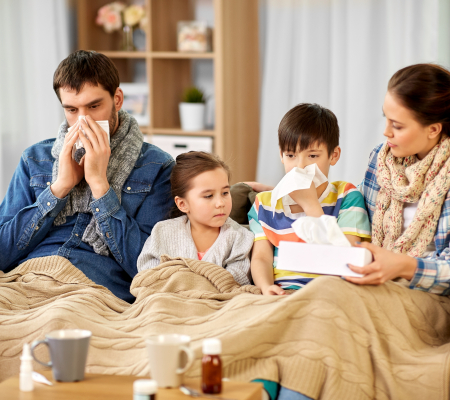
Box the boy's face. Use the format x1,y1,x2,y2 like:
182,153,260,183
280,142,341,177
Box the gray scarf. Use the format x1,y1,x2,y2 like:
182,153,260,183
51,110,144,256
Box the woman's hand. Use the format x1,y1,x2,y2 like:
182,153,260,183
243,182,274,193
344,242,418,285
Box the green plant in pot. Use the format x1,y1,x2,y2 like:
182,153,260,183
179,87,206,131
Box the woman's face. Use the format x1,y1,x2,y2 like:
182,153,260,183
383,91,442,159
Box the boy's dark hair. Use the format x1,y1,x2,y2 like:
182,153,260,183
278,103,339,155
170,151,231,218
53,50,120,101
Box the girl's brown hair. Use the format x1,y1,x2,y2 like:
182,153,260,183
170,151,231,218
388,64,450,136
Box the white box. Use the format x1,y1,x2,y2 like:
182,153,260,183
149,135,213,159
277,241,372,278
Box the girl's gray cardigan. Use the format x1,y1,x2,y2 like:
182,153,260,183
137,216,254,285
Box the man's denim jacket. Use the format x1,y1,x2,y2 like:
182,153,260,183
0,139,174,302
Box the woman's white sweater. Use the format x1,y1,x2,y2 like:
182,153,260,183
137,216,254,285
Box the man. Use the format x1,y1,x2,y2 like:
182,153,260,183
0,50,174,302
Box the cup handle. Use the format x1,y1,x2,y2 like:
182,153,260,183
31,339,52,367
176,346,194,375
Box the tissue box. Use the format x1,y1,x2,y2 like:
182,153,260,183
277,241,372,278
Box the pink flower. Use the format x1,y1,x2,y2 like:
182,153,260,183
96,2,126,33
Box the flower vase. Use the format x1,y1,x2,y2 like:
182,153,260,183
121,25,136,51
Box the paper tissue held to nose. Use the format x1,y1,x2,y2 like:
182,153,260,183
68,116,110,164
270,164,328,215
277,215,371,277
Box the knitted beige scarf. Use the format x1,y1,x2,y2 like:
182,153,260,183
372,136,450,257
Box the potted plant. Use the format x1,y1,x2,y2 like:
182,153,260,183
179,87,206,131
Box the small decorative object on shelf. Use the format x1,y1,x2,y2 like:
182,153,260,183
121,83,149,126
96,2,146,51
179,87,206,131
177,21,212,52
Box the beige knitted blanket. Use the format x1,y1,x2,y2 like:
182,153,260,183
1,256,450,400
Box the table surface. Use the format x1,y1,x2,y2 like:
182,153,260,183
0,370,262,400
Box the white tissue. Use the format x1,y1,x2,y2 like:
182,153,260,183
271,164,328,214
69,116,110,163
68,116,110,144
292,215,351,247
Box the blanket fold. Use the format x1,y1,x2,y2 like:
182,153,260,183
1,255,450,400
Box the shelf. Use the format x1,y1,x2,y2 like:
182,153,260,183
152,52,215,59
150,128,215,137
139,126,151,134
99,51,148,59
97,51,214,60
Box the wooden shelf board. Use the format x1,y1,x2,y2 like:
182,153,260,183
151,51,215,59
139,126,151,134
150,128,215,136
99,51,149,58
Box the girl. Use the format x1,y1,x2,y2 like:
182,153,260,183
137,151,254,286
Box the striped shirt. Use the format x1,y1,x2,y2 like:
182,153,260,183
248,181,371,289
360,143,450,296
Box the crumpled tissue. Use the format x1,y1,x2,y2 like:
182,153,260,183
292,215,351,247
68,116,110,164
271,164,328,215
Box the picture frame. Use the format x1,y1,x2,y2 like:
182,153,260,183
120,83,149,125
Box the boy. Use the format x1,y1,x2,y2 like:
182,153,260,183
248,103,371,295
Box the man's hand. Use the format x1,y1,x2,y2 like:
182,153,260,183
78,116,111,199
344,242,418,285
261,284,286,296
51,120,84,199
289,182,324,217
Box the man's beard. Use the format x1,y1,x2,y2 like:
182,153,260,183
108,104,118,137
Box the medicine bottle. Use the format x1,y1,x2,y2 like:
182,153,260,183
20,343,34,392
202,338,222,394
133,379,157,400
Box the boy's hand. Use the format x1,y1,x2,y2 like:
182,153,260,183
261,285,286,296
289,182,324,217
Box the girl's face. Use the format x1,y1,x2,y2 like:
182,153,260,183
175,168,232,229
383,91,442,159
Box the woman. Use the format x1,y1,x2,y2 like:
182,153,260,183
246,63,450,400
250,63,450,294
347,63,450,292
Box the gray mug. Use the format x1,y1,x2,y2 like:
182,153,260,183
31,329,91,382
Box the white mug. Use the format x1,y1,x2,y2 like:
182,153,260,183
145,334,194,388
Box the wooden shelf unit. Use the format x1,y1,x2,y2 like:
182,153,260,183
77,0,260,182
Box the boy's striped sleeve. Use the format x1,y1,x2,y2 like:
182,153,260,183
337,183,371,239
248,196,268,241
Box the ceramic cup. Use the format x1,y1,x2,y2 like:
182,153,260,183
31,329,91,382
146,334,195,388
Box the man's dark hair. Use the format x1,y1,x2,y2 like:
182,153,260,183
278,103,340,155
53,50,120,101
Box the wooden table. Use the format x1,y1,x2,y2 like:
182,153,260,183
0,370,262,400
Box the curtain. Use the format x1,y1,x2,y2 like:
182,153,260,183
0,0,71,199
257,0,450,186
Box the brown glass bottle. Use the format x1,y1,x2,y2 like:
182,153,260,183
201,338,222,394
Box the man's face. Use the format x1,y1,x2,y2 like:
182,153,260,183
59,83,123,135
